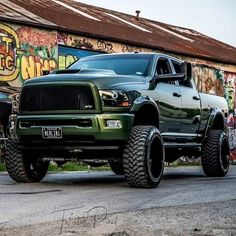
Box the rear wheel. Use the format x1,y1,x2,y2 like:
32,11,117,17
5,139,49,182
123,126,164,188
201,130,229,177
0,122,6,162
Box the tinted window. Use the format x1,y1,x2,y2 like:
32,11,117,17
172,61,181,73
156,58,171,74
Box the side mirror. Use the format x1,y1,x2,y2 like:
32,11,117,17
181,62,192,81
154,61,192,83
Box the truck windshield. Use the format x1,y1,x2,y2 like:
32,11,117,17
68,54,153,76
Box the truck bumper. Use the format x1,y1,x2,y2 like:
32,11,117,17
13,113,134,158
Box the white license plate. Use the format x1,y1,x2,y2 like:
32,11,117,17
42,127,62,139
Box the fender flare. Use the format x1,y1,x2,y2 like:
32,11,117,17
130,96,160,127
204,107,226,140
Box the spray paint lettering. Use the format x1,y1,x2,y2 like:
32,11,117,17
59,55,78,69
21,55,57,80
0,23,57,85
0,23,20,81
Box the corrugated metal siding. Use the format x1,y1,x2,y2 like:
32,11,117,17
0,0,235,64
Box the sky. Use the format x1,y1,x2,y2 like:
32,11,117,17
76,0,236,47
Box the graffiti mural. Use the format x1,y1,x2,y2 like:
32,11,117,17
192,65,224,96
224,72,236,112
122,45,142,53
0,23,20,82
58,32,152,54
193,65,236,112
0,23,57,86
58,46,102,69
97,40,114,53
189,65,236,161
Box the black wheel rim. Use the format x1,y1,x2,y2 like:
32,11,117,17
147,134,164,182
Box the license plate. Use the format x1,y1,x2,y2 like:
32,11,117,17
42,127,62,139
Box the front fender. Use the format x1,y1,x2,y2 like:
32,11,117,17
130,96,159,113
204,107,226,139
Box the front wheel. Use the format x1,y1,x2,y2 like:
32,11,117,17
123,126,164,188
5,139,49,182
201,130,230,177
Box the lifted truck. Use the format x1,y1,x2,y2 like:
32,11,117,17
5,53,230,188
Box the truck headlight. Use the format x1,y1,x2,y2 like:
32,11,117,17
99,90,130,107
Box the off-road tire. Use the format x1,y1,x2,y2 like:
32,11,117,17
4,139,49,182
109,161,124,175
0,122,6,163
201,130,229,177
123,126,164,188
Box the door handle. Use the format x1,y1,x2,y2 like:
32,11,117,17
173,92,181,97
192,96,200,101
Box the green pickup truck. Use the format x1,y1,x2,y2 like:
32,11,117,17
5,53,230,188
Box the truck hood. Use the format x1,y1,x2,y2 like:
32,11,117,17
23,73,147,90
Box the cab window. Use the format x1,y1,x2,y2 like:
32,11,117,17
172,61,181,73
157,58,172,75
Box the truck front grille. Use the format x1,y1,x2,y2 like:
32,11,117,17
20,85,95,112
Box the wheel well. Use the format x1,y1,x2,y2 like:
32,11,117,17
211,114,224,131
133,104,159,128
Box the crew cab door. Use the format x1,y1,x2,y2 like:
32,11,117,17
155,57,182,134
171,60,201,134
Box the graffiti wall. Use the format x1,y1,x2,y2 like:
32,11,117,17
0,25,155,85
57,32,152,54
224,72,236,112
192,65,224,96
0,23,57,86
192,65,236,112
58,45,102,69
188,65,236,161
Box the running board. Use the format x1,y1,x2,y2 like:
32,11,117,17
164,142,202,148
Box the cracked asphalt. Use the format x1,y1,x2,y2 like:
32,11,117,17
0,166,236,236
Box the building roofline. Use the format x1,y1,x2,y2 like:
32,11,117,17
1,17,236,66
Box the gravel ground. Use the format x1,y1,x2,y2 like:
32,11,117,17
0,166,236,236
